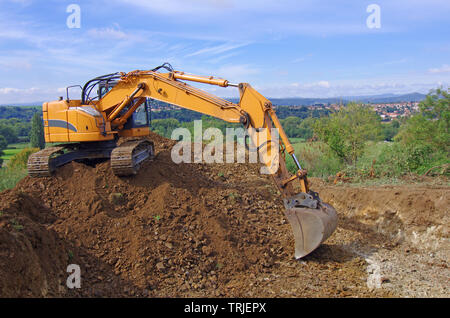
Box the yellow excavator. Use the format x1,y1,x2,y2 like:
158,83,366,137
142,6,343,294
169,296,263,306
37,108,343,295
27,63,337,259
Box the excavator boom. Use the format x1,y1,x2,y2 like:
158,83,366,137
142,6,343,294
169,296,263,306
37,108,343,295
28,64,337,259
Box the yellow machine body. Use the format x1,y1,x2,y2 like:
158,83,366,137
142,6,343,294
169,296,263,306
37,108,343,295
43,100,149,143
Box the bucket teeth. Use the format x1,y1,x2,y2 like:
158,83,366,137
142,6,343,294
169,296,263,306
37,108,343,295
284,193,338,259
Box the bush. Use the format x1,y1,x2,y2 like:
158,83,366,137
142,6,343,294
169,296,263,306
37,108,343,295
286,141,342,178
0,167,28,191
0,135,7,150
314,103,383,167
395,87,449,152
29,113,45,149
7,148,39,169
372,142,449,176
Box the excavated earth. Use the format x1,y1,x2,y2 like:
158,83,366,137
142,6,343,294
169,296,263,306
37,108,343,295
0,132,448,297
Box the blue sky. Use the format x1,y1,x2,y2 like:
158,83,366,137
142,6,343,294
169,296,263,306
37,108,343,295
0,0,449,103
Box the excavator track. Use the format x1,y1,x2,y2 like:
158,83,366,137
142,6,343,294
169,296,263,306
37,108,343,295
28,141,116,178
110,139,154,176
27,146,65,177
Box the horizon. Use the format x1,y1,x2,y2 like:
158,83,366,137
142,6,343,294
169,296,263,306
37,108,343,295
0,91,427,107
0,0,449,103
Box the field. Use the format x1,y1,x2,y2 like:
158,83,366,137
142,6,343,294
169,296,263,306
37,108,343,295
0,132,448,297
0,143,30,191
0,143,29,164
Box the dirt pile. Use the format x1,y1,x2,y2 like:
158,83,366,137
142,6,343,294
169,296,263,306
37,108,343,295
0,191,68,297
1,132,292,297
312,181,449,252
311,179,449,297
0,131,448,297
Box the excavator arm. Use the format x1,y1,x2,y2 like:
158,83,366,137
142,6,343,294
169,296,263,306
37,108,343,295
96,68,338,258
96,70,302,194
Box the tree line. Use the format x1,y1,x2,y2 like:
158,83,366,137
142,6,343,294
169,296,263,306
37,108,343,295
298,88,449,177
0,106,44,167
150,88,448,178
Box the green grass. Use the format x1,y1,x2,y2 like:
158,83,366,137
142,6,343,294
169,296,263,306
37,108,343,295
1,143,29,161
0,140,35,192
287,140,406,182
287,140,449,185
0,168,28,191
287,141,341,178
10,219,24,231
289,137,306,144
356,141,389,168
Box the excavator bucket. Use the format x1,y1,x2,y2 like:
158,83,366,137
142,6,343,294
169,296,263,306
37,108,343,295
284,193,338,259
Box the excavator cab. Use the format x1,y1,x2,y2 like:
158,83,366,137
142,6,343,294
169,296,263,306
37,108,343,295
98,81,150,130
123,99,150,130
98,81,118,99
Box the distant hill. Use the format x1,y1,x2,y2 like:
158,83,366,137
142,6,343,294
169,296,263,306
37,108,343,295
0,106,41,121
344,92,427,104
1,92,427,107
0,102,44,107
230,92,426,106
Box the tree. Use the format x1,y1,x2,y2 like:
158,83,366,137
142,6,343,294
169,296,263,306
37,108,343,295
0,124,18,144
395,87,449,152
280,116,303,138
314,103,383,167
151,118,182,138
7,148,39,169
0,135,7,150
382,120,400,141
297,117,315,140
391,87,449,174
29,113,45,149
0,135,6,168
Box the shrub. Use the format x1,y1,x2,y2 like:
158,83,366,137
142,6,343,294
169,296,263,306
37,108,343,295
286,141,342,178
7,147,39,169
373,142,449,176
314,103,383,168
0,167,28,191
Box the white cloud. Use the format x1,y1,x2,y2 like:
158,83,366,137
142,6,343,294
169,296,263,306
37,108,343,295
88,27,127,40
186,42,250,57
210,64,260,82
0,57,32,70
0,87,20,94
375,58,409,66
428,64,450,74
258,79,449,98
112,0,289,16
113,0,231,15
206,51,240,64
315,81,330,88
6,0,32,6
291,81,330,89
0,87,40,94
0,87,63,104
0,0,448,104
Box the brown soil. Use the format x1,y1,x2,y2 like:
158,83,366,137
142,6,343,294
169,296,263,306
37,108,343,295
0,131,448,297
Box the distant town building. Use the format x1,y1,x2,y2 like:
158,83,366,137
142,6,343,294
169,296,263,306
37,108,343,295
149,97,421,121
305,100,420,121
